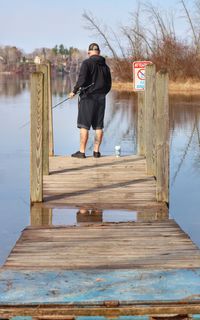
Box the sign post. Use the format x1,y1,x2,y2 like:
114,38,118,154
133,61,152,91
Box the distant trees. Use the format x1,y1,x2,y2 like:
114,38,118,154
52,44,80,58
3,0,200,80
83,1,200,81
0,44,86,75
0,46,23,72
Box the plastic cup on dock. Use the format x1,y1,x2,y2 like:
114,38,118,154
115,145,121,157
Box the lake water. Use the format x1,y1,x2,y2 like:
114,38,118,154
0,74,200,266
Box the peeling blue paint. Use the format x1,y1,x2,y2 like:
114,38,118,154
12,317,32,320
0,268,200,305
9,317,200,320
11,318,149,320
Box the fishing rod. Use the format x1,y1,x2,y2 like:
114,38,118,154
52,82,94,110
19,83,94,129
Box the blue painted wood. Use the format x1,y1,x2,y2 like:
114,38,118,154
1,268,200,305
11,318,149,320
12,317,32,320
10,318,149,320
78,318,148,320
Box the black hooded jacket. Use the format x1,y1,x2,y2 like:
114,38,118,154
73,55,112,95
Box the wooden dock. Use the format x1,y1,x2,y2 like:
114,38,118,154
42,155,167,214
1,221,200,317
3,220,200,270
1,64,200,319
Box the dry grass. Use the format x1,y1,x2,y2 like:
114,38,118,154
169,79,200,93
112,82,134,92
112,79,200,94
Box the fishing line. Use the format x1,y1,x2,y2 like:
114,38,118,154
19,83,94,129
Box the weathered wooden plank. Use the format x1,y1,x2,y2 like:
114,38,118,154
1,305,200,318
0,269,200,312
30,72,44,203
137,91,145,155
3,221,200,270
40,155,162,211
145,64,157,176
36,64,49,175
46,61,54,156
1,305,200,317
156,70,169,203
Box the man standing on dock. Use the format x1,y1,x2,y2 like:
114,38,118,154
69,43,112,158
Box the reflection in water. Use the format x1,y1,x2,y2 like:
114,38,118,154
1,75,200,264
0,73,78,98
169,95,200,248
52,73,78,97
30,203,52,226
0,74,29,97
30,204,168,227
77,209,103,224
170,100,200,185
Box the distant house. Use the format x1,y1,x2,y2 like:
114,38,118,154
0,56,5,72
34,56,41,64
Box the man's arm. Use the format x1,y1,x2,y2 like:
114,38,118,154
105,66,112,94
74,61,89,93
69,61,88,98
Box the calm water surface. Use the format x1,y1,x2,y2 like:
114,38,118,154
0,74,200,265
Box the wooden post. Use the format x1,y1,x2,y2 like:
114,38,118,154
36,64,49,175
30,72,44,202
47,61,54,156
145,64,157,176
156,70,169,203
137,91,145,155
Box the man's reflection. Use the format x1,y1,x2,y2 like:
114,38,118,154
77,208,103,224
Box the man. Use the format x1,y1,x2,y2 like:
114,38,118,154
69,43,112,158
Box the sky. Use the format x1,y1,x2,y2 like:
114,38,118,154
0,0,192,54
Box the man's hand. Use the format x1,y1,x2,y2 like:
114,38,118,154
68,92,75,99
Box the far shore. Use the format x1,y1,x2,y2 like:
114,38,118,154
1,71,200,94
112,80,200,94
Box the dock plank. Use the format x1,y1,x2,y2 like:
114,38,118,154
1,269,200,316
3,221,200,270
42,155,163,211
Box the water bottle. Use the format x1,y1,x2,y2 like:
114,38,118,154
115,145,121,157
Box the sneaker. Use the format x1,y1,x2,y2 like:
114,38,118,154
71,151,86,158
93,151,101,158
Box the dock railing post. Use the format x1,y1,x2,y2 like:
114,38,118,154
30,72,44,202
137,91,145,156
145,64,157,176
47,61,54,156
36,64,49,175
156,70,169,203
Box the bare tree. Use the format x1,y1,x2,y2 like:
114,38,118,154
83,11,118,59
180,0,200,53
121,3,154,58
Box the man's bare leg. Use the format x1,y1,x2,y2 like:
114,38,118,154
80,128,88,153
94,129,103,152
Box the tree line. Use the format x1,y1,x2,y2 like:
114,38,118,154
83,0,200,81
1,0,200,81
0,45,85,74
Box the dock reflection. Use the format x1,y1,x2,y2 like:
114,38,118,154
30,203,169,227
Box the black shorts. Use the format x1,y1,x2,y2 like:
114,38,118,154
77,94,106,130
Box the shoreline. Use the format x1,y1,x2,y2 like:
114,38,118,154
112,81,200,94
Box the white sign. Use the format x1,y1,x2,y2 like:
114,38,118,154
133,61,152,91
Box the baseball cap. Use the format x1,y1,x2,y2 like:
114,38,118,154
88,43,100,51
